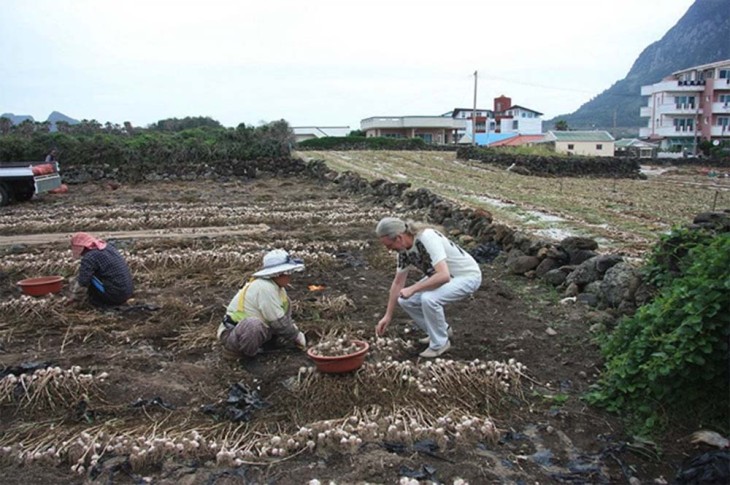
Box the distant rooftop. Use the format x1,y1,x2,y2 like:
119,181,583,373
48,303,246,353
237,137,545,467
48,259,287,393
547,130,614,142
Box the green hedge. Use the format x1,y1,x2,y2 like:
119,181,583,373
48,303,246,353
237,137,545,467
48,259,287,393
0,123,292,167
296,136,454,151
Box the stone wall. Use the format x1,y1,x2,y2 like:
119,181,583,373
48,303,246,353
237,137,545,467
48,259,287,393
457,147,644,178
60,158,306,184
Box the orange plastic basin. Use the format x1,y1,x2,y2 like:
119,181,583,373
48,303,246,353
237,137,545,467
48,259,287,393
17,276,64,296
307,340,370,374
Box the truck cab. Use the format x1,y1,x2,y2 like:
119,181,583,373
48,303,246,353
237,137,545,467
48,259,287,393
0,161,63,206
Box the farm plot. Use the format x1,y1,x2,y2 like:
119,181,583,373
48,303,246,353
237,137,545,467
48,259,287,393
297,150,730,256
0,177,699,484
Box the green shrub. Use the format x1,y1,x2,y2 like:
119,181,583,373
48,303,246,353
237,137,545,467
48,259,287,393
296,136,432,151
586,229,730,434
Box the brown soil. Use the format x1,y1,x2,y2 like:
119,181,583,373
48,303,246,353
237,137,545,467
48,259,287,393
0,176,709,484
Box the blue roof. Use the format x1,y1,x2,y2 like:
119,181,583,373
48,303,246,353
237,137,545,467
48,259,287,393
474,133,517,146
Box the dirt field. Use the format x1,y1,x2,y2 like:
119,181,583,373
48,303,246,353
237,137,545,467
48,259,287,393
0,175,712,484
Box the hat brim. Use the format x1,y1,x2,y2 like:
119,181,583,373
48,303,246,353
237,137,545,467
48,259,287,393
252,263,305,278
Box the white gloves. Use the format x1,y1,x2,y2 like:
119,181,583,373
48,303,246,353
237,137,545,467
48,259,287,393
294,332,307,350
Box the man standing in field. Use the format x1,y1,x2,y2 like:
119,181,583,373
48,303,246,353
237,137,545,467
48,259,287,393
374,217,482,358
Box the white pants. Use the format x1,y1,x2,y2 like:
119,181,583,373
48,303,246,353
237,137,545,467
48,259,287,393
398,274,482,350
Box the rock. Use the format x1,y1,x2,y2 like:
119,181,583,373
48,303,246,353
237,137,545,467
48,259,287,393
507,255,541,275
458,234,475,246
559,236,599,252
584,280,602,295
560,237,599,265
600,262,641,308
634,281,656,307
577,293,598,307
535,257,561,278
617,300,637,316
565,256,600,286
512,232,535,254
544,268,569,286
547,246,570,265
564,282,579,297
567,248,598,265
589,323,605,333
693,211,730,231
470,242,501,263
595,254,623,274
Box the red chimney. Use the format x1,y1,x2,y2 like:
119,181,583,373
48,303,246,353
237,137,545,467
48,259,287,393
494,95,512,113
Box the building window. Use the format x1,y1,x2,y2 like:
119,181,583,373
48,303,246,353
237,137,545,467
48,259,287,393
719,69,729,79
720,94,730,105
512,120,518,130
417,134,433,143
718,117,729,127
596,144,603,150
567,144,574,150
673,118,694,132
675,95,695,109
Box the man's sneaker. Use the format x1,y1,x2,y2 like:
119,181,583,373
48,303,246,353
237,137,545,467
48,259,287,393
417,326,453,344
419,340,451,358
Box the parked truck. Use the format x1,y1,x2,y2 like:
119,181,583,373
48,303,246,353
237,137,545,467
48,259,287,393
0,161,63,206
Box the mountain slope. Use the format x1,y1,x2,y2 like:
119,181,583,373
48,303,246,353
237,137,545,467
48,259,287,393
0,113,35,124
548,0,730,134
46,111,79,125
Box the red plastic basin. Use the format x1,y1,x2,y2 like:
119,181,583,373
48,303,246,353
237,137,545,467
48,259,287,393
17,276,64,296
307,340,370,374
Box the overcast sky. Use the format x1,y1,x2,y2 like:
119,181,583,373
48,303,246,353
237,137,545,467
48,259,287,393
1,0,695,129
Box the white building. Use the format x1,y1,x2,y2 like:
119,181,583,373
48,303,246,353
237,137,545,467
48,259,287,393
292,126,351,143
360,116,466,144
544,131,615,157
639,59,730,151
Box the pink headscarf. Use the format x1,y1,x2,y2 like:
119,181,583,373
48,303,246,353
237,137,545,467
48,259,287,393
71,232,107,259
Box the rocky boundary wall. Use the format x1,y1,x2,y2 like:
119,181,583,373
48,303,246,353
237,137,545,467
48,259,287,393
456,147,644,179
652,156,730,168
59,157,729,321
60,158,306,184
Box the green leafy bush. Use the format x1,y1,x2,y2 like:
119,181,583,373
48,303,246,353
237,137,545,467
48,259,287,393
296,136,433,151
586,229,730,433
0,120,293,167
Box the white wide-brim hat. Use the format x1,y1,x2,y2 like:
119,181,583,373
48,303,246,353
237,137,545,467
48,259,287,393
252,249,305,278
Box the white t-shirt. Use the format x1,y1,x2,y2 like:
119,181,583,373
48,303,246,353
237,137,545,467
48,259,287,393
396,228,481,278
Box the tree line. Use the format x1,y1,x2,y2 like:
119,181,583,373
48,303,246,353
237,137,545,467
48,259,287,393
0,117,295,166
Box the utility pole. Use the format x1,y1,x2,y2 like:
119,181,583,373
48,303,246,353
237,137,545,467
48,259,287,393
472,70,478,146
692,96,699,156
